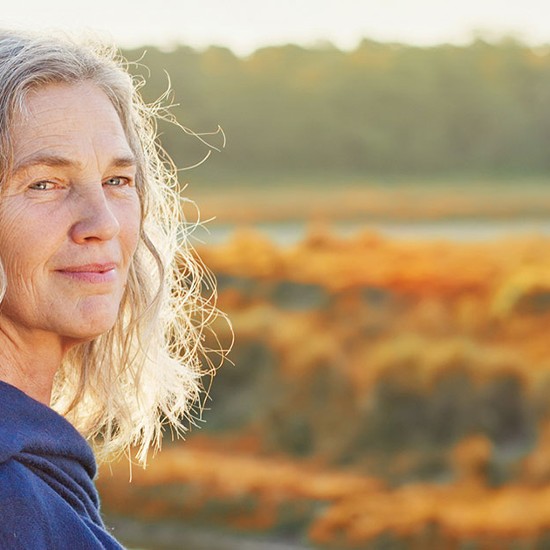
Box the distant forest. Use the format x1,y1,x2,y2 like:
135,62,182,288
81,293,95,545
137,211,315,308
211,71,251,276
122,38,550,181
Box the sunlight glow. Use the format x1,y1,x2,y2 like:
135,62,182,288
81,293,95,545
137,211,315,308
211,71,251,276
1,0,549,54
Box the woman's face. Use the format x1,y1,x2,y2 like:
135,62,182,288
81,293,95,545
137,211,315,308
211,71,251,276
0,82,141,347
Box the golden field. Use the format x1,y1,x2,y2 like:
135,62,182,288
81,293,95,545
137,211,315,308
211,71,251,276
98,184,550,549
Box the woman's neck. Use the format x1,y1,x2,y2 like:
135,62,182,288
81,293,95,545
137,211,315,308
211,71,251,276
0,321,64,405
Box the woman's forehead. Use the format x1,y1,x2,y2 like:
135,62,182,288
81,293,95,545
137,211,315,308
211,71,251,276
11,82,133,167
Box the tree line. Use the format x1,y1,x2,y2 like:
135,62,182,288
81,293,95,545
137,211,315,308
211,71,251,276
122,37,550,182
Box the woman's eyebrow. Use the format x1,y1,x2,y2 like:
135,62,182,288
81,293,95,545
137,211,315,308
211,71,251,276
14,153,74,173
109,155,138,169
13,153,137,174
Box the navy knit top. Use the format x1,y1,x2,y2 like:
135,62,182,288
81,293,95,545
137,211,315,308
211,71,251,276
0,381,124,549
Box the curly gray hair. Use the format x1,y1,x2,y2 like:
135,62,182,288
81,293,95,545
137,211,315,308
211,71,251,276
0,29,224,464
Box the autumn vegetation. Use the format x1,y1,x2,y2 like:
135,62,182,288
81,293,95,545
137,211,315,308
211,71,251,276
94,35,550,549
97,215,550,549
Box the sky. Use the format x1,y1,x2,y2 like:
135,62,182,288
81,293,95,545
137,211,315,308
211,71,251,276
1,0,550,55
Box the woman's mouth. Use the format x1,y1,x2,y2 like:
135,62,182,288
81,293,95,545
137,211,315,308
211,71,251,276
56,263,117,283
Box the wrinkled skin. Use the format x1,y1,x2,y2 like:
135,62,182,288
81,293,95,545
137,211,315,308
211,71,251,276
0,82,141,403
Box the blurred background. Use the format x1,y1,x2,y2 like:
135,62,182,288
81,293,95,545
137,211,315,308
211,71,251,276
7,1,550,548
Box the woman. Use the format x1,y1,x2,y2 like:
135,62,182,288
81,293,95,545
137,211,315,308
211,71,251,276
0,30,221,548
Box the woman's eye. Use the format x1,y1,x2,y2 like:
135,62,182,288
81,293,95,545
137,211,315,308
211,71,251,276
28,181,55,191
104,176,130,187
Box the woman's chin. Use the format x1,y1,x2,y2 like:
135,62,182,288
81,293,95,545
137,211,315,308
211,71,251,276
60,310,120,345
61,325,116,350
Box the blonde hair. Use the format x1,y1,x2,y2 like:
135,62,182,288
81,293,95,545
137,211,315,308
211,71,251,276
0,30,225,464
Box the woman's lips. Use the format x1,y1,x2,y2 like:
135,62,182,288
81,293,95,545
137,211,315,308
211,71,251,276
56,263,117,283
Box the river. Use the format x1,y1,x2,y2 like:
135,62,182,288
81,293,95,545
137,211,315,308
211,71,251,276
190,218,550,247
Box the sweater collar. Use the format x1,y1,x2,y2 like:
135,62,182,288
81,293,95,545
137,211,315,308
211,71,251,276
0,380,96,479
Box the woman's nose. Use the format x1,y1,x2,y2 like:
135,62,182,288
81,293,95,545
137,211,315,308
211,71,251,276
69,186,120,244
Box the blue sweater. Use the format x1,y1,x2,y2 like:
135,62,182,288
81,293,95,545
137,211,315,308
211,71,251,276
0,381,125,549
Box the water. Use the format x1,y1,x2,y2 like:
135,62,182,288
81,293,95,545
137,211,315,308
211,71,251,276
189,218,550,247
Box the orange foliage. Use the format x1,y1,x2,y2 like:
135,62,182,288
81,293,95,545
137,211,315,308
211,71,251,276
198,227,550,296
199,229,550,394
98,442,383,532
521,421,550,485
98,437,550,548
309,482,550,546
101,228,550,548
309,437,550,546
100,443,381,502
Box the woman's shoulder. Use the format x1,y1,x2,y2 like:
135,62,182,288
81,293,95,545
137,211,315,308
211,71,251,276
0,380,96,469
0,459,124,549
0,382,124,548
0,459,60,548
0,457,42,500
